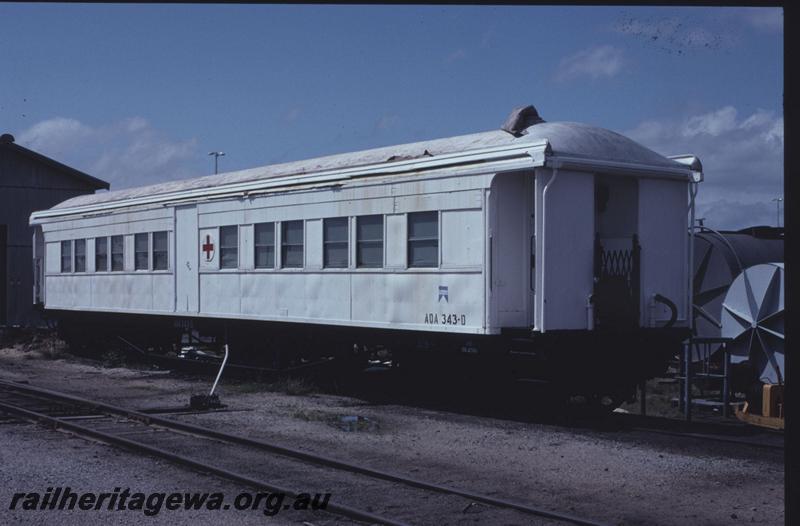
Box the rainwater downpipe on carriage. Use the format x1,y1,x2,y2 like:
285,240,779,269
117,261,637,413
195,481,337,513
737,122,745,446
540,163,560,333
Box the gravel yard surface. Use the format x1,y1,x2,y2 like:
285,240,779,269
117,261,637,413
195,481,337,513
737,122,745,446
0,423,341,526
0,342,785,525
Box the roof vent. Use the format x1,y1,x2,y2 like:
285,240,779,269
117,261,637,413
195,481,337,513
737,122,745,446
501,105,545,137
0,133,15,144
386,149,433,163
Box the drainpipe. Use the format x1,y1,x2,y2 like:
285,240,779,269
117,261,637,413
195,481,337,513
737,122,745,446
586,294,594,330
540,164,560,332
688,181,698,333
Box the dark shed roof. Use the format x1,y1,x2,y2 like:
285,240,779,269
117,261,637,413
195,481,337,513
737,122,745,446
0,133,109,190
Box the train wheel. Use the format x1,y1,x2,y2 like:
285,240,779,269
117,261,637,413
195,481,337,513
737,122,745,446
567,392,624,417
588,393,624,413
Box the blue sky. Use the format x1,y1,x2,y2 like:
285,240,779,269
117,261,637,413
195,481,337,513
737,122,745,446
0,5,783,229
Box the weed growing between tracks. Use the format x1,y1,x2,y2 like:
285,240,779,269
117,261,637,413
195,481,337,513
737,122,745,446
226,376,317,396
1,330,66,361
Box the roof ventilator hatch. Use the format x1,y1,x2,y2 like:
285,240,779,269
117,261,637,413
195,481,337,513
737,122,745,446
501,105,545,137
386,149,433,163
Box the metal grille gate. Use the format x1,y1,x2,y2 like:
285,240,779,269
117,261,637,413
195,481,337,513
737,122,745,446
593,234,641,330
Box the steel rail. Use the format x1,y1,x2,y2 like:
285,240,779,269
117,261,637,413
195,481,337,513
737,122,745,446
0,379,607,526
606,412,783,451
628,426,783,451
0,392,406,526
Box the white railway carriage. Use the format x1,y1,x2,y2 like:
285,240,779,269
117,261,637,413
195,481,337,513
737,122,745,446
29,106,702,402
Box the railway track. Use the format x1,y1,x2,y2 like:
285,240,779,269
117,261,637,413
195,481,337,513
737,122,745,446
87,347,787,453
602,413,784,452
0,379,606,526
106,341,784,454
627,426,784,451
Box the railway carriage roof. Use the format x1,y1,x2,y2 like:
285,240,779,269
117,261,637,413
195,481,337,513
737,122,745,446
52,121,684,211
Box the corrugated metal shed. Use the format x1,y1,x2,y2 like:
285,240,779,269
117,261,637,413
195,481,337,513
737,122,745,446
0,133,108,327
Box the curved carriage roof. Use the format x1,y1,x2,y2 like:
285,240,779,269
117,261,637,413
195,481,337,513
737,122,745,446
54,121,683,210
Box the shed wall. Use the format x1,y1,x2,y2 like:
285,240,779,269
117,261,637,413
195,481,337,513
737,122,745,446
0,147,104,326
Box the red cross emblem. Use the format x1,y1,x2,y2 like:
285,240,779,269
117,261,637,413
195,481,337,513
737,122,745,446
202,234,215,261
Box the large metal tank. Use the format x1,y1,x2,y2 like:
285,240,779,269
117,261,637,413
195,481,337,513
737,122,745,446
721,262,784,385
691,226,783,360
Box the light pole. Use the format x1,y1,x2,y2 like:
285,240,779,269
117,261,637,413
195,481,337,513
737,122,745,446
771,197,783,228
208,151,225,175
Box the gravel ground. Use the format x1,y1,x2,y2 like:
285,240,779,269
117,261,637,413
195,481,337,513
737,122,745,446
0,342,785,525
0,423,348,525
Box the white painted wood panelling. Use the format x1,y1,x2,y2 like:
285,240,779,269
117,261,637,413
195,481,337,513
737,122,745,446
639,178,688,324
305,219,323,270
384,214,407,269
441,209,483,269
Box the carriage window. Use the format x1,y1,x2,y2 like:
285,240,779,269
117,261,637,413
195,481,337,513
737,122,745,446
220,225,238,269
408,211,439,268
60,240,72,273
74,239,86,272
134,233,149,270
323,217,348,268
95,237,108,272
152,231,168,270
254,222,275,269
357,215,383,268
281,220,304,268
111,235,124,271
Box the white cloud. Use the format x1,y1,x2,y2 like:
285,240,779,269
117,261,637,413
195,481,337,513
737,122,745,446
18,117,93,152
764,117,784,146
16,116,200,190
445,48,466,63
124,116,148,133
480,25,496,48
739,110,773,130
375,114,399,131
682,106,738,137
554,45,624,82
740,8,782,33
283,108,301,123
626,107,784,230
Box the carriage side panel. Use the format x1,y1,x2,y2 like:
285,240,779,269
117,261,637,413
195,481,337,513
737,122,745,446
638,178,689,326
536,168,595,331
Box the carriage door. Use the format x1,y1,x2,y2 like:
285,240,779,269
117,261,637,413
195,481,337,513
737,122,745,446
593,176,640,329
175,205,199,313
